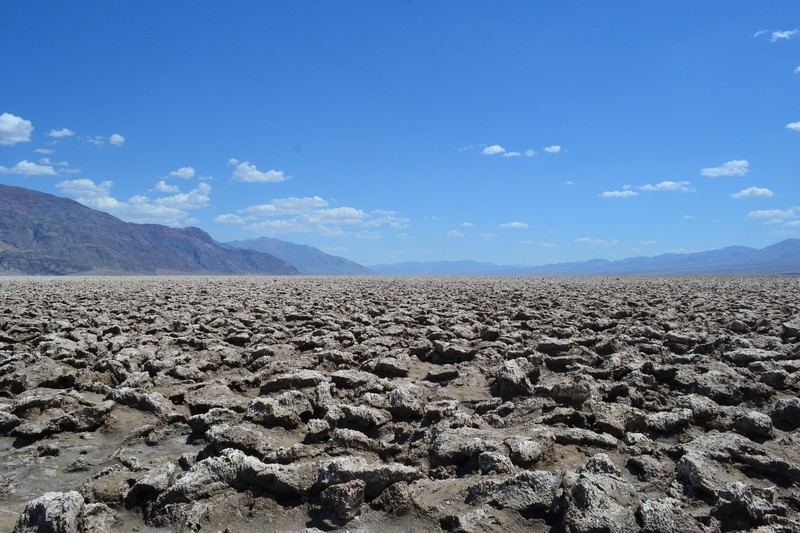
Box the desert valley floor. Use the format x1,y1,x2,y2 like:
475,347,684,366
1,276,799,532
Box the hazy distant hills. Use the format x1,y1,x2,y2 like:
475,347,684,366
3,183,799,276
371,239,800,276
0,184,297,275
227,237,372,275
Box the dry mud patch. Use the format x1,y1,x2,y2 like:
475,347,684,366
1,275,799,532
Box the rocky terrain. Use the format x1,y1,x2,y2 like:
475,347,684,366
1,276,799,532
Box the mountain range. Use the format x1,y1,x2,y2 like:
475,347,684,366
370,239,800,275
2,183,799,276
226,237,371,275
0,184,297,275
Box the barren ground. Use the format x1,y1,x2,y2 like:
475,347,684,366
1,276,799,532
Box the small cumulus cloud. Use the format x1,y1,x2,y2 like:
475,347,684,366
48,128,74,138
240,196,407,237
575,237,618,246
786,122,800,131
731,187,774,199
565,180,576,186
355,231,382,240
499,221,529,229
746,208,797,222
524,149,536,157
461,222,475,228
639,181,695,192
701,159,748,177
0,113,33,145
543,145,561,154
482,145,506,156
154,183,211,210
754,29,799,42
0,160,57,176
599,188,638,198
109,133,125,146
152,180,180,193
458,145,473,152
229,158,288,183
214,214,245,224
169,166,195,179
502,151,521,158
481,232,496,241
447,230,465,238
35,148,55,154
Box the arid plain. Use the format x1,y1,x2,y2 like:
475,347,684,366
1,276,799,532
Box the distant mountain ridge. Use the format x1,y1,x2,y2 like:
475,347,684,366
371,239,800,276
227,237,372,275
0,184,297,275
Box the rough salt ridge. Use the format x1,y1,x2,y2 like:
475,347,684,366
1,276,799,532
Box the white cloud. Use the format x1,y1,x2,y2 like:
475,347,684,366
795,66,800,74
355,231,382,240
503,151,521,158
48,128,74,138
731,186,774,199
152,180,180,193
599,189,638,198
747,208,796,220
447,230,465,238
34,148,55,154
154,183,211,210
230,159,288,182
524,149,536,157
214,214,245,224
56,179,113,199
575,237,618,246
364,213,411,229
169,166,195,179
786,122,800,131
543,145,561,153
307,207,367,225
56,178,206,226
537,242,557,248
87,135,106,146
499,221,529,229
0,160,56,176
244,196,329,216
481,232,495,241
565,180,576,186
0,113,33,145
482,145,506,155
755,29,799,42
461,222,475,228
701,159,748,177
240,195,407,236
109,133,125,146
458,145,473,152
639,181,694,192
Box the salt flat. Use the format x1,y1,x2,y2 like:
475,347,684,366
1,276,799,532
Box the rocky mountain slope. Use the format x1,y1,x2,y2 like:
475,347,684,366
372,239,800,275
227,236,372,275
0,184,297,275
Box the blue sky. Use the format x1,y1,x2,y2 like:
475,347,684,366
1,1,799,266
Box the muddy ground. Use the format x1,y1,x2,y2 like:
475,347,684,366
1,276,799,532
